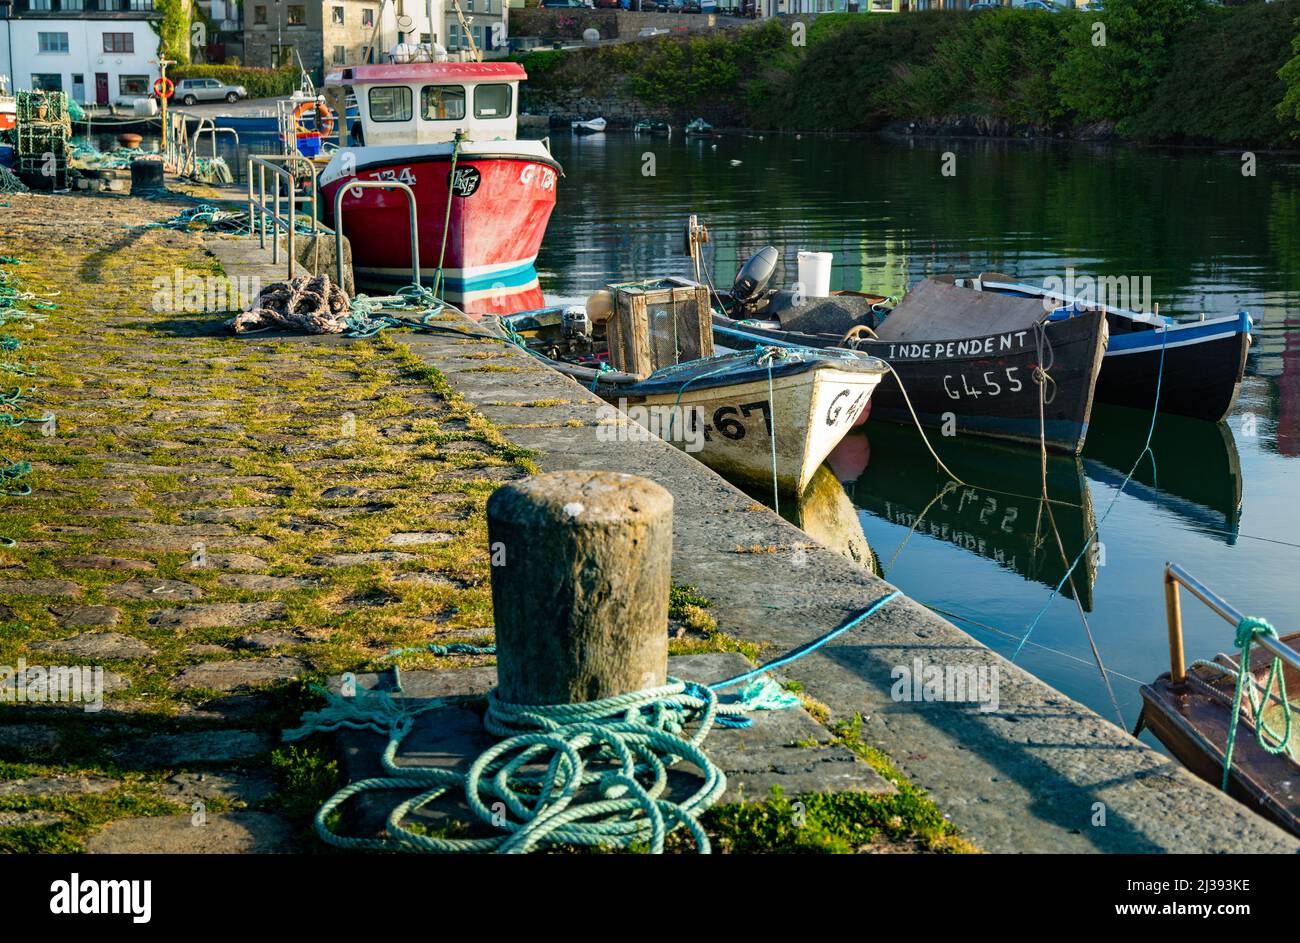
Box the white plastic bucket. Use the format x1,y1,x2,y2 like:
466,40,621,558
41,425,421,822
797,251,833,299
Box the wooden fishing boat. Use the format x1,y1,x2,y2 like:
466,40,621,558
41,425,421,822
968,275,1252,423
1138,564,1300,836
715,277,1108,455
571,117,607,134
633,120,671,136
494,306,888,494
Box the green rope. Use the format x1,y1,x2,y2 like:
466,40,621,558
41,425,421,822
1195,616,1293,791
431,132,465,301
285,672,733,854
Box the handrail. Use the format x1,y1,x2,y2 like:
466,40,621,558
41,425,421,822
1164,562,1299,684
191,118,240,179
246,154,328,279
332,179,420,292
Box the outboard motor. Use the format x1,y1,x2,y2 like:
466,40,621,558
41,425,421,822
732,246,779,308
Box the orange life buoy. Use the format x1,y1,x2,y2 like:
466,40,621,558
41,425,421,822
293,100,335,137
153,77,175,99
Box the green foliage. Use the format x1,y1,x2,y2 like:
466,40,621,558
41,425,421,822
668,581,711,620
1134,1,1300,145
170,64,300,99
152,0,192,66
1277,13,1300,137
1053,0,1207,127
269,740,341,820
704,715,974,854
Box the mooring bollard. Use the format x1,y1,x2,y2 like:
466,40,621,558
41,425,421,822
486,470,673,705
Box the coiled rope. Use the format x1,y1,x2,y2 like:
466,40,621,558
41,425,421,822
287,591,899,854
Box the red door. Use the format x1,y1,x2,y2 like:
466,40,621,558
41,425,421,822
95,73,109,105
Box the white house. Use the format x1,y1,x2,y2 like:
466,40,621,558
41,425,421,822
0,0,162,106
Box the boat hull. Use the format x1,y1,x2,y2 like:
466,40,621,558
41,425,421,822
716,309,1108,455
320,150,559,317
1096,313,1250,422
1140,642,1300,838
600,355,885,494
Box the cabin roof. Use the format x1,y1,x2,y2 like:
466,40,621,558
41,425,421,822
325,62,528,86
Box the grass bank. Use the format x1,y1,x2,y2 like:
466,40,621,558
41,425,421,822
518,0,1300,148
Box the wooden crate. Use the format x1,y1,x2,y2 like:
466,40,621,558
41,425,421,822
607,277,713,378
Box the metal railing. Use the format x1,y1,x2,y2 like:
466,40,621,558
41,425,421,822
246,154,328,279
1164,562,1299,684
191,118,240,180
332,179,420,291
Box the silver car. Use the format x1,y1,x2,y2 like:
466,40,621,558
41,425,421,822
173,78,248,105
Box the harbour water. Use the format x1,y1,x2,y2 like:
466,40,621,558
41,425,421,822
536,130,1300,733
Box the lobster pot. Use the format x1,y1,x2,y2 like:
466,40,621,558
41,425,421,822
608,277,713,379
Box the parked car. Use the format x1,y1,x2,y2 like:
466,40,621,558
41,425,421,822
1021,0,1061,9
594,0,621,8
540,0,588,7
638,26,671,37
968,2,998,9
171,77,247,105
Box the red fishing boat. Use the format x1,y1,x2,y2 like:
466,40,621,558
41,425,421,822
319,60,560,317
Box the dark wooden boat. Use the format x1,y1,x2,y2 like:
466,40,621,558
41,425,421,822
714,277,1108,455
970,275,1252,423
1138,564,1300,836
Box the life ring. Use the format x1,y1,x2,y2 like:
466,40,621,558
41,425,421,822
294,100,335,137
153,77,174,99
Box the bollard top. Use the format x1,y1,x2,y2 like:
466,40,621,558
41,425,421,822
487,470,672,528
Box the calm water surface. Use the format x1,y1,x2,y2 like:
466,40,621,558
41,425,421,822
537,131,1300,733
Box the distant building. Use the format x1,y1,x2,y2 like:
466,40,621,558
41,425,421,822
242,0,385,73
0,0,163,104
194,0,243,63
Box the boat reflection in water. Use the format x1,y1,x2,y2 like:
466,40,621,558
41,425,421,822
829,422,1099,610
1081,405,1243,544
773,465,879,575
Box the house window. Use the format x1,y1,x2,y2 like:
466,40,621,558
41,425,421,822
38,33,70,54
332,45,346,65
420,85,465,121
127,0,153,9
103,33,135,54
118,74,149,96
332,5,344,23
271,45,294,68
63,0,85,10
287,4,306,24
361,8,374,27
474,84,510,119
30,73,63,92
254,5,267,24
369,86,412,122
28,0,52,9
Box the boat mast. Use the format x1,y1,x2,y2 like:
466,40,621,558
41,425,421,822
449,0,482,62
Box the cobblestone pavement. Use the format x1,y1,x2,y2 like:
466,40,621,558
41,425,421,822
0,192,526,851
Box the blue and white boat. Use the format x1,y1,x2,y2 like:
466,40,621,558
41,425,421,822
966,274,1251,423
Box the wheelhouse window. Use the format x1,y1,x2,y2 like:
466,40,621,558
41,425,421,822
119,74,149,96
369,86,413,122
103,33,135,54
473,83,511,119
420,85,465,121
